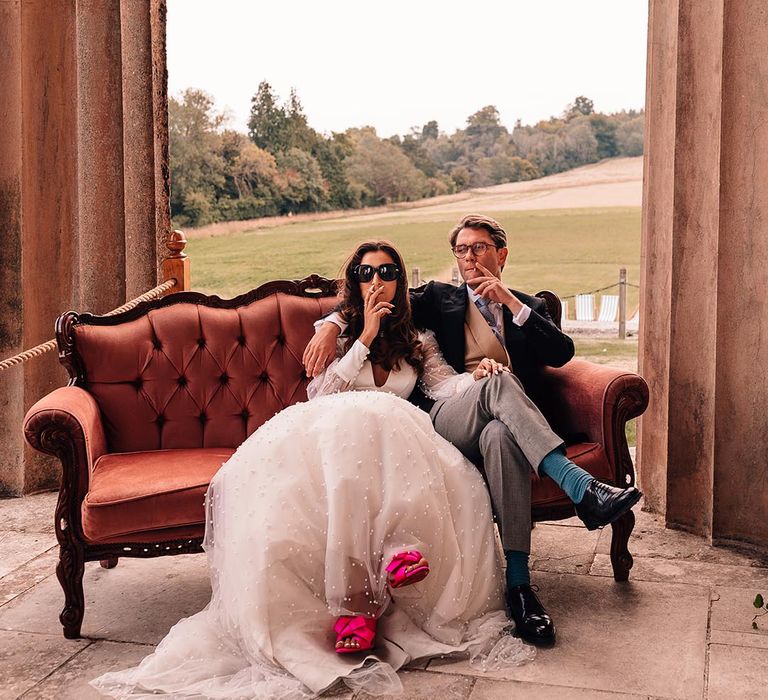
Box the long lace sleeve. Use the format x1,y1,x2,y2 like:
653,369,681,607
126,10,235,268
306,338,370,399
418,330,475,400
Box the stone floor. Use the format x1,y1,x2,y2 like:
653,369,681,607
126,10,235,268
1,491,767,700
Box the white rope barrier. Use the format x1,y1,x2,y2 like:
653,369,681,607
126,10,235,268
0,278,178,373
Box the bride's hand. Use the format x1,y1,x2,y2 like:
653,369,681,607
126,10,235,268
472,357,510,380
359,283,394,347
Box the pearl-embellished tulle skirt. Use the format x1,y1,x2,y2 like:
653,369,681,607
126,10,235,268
92,391,532,698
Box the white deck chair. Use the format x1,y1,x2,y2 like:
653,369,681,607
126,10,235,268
575,294,596,321
598,294,619,322
560,298,569,322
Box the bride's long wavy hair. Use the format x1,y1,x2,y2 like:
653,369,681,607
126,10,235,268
339,241,424,373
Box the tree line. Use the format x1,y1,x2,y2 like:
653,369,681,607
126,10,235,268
170,84,644,227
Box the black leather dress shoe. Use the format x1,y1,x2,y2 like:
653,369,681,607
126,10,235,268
575,479,642,531
505,584,556,646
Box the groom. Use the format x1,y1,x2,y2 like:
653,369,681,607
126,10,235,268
303,213,641,646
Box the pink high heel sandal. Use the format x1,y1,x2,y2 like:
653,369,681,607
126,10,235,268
386,550,430,589
334,615,377,654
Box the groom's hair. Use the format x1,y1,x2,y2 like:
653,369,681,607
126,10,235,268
448,214,508,249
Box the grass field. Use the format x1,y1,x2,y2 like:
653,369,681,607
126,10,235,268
186,206,642,314
186,208,641,444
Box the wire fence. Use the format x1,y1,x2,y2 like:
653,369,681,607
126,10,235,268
560,280,639,300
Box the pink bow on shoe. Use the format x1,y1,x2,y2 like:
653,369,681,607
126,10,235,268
334,615,378,654
386,550,430,589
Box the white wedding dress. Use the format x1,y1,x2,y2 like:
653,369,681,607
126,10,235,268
92,332,533,699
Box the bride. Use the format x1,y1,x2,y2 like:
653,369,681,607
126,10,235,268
92,241,532,699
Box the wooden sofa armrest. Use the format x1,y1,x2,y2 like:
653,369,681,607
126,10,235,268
23,386,107,509
533,359,649,485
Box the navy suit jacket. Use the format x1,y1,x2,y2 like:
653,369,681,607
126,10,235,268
408,281,574,408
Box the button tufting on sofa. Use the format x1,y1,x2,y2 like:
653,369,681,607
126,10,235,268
21,285,346,639
21,284,649,642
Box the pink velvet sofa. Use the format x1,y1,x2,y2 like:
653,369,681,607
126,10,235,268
23,277,648,638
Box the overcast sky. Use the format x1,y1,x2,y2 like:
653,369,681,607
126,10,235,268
167,0,648,138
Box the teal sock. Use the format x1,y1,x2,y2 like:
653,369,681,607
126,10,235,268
539,448,594,504
505,550,530,588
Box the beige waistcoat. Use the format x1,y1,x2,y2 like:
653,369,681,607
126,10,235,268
463,300,511,372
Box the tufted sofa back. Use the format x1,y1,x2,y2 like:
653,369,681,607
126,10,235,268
68,291,340,453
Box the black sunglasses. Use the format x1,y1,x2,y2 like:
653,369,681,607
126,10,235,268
353,263,401,283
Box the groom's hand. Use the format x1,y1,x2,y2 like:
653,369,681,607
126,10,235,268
472,263,524,315
473,357,510,380
303,323,340,377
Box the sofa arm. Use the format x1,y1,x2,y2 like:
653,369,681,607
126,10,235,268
23,386,107,508
532,359,649,485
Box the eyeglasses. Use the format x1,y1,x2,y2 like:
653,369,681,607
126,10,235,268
452,242,499,258
353,263,402,283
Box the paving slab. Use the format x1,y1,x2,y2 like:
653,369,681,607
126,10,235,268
709,586,768,638
18,639,153,699
356,670,473,700
0,492,56,535
590,553,768,589
530,523,600,575
537,514,583,528
709,629,768,650
0,549,58,607
0,554,212,645
596,516,768,569
0,629,88,700
469,678,649,699
0,532,57,579
706,643,768,700
427,571,709,699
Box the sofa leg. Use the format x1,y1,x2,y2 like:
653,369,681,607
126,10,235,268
100,557,118,569
56,542,85,639
609,510,635,582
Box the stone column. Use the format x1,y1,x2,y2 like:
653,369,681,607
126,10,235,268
639,0,768,551
0,0,26,495
713,1,768,548
0,0,170,495
76,0,127,312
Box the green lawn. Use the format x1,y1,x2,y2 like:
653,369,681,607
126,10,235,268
186,206,641,312
187,207,640,445
573,337,639,362
186,209,641,444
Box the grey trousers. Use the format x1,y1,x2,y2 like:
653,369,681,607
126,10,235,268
429,372,563,554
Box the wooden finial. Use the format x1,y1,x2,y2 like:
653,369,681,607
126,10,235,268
166,229,187,258
161,230,191,294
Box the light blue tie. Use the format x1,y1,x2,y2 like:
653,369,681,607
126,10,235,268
474,297,504,346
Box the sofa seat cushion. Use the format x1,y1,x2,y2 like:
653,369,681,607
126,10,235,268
81,447,234,543
532,442,613,507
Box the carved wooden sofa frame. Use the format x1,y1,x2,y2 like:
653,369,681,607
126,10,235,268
23,276,648,639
